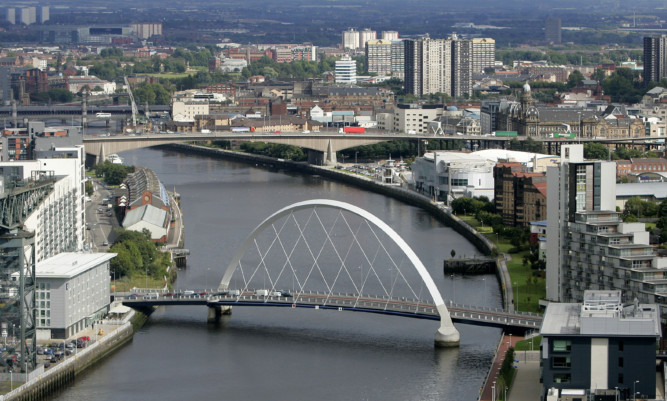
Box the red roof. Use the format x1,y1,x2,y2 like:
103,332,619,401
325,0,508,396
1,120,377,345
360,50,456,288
533,182,547,197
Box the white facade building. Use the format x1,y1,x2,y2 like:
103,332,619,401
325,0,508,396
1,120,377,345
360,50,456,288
391,104,444,134
0,147,86,263
472,38,495,73
35,252,114,340
171,100,210,122
412,151,495,202
359,28,377,49
335,55,357,84
342,29,359,50
381,31,399,41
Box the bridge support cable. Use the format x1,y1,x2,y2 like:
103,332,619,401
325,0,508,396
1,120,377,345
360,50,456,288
219,199,460,347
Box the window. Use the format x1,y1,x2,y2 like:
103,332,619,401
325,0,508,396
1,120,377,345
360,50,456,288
618,357,623,367
618,340,624,351
553,356,571,368
553,340,571,352
618,373,624,384
553,373,571,383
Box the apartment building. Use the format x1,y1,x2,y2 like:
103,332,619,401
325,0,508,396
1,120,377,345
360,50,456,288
545,145,667,311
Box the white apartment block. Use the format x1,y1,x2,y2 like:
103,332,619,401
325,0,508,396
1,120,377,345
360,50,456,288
545,145,667,311
381,31,399,41
335,55,357,84
35,252,114,340
0,147,86,263
171,100,210,122
392,103,444,134
342,29,359,50
359,28,377,49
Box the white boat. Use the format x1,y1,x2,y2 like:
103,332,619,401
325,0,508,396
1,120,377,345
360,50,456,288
108,154,124,165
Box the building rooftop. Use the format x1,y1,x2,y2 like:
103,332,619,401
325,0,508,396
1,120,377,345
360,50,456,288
541,290,661,337
616,182,667,198
36,252,116,278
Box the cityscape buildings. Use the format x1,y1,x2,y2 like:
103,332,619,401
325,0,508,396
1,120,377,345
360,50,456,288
404,35,472,98
545,145,667,311
643,35,667,85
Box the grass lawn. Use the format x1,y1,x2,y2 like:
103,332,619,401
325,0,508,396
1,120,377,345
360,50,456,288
111,274,167,292
143,71,196,79
457,213,545,313
515,336,541,351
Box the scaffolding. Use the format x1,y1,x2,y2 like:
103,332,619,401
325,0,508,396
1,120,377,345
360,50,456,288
0,170,54,373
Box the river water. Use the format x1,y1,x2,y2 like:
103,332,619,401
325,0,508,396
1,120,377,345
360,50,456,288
53,147,502,401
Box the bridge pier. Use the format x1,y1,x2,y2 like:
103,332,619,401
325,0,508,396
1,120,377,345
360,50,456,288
207,305,232,323
434,305,460,347
306,139,337,165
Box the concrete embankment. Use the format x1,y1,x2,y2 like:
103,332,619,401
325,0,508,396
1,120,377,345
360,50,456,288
160,143,514,310
1,310,146,401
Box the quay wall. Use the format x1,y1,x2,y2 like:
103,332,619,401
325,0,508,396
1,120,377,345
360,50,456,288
1,311,143,401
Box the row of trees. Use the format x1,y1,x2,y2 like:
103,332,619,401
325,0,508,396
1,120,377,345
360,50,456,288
109,229,171,279
239,142,307,161
93,161,135,186
583,143,659,161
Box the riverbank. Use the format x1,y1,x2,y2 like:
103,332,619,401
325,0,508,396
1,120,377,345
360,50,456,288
1,308,147,401
160,143,515,311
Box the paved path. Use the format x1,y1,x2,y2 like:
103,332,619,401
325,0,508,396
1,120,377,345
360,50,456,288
479,334,522,401
508,352,542,401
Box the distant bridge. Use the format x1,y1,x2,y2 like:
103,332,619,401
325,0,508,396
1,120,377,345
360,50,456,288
82,131,665,166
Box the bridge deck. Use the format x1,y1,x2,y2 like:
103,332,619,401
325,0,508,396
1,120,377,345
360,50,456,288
120,291,542,330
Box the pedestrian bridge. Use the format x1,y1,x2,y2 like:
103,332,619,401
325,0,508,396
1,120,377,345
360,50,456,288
120,291,543,332
120,199,543,346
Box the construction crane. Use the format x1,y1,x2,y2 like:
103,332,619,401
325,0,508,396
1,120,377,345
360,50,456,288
124,76,138,128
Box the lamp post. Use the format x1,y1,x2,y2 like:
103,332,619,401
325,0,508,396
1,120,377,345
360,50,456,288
634,380,639,401
514,281,518,312
492,381,496,401
355,151,358,165
614,387,619,401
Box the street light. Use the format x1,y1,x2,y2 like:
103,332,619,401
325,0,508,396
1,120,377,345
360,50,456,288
514,281,518,312
614,387,619,401
492,381,496,401
355,151,358,165
634,380,640,401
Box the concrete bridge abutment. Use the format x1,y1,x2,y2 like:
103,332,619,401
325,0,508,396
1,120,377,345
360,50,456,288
207,305,232,323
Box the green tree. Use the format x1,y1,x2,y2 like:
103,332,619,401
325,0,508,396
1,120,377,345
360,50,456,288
567,70,585,89
583,142,609,160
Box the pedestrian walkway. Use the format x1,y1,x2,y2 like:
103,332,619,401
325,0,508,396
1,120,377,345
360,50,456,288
508,352,542,401
479,334,522,401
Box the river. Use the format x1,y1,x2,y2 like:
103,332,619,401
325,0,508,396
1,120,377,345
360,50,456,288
53,147,502,401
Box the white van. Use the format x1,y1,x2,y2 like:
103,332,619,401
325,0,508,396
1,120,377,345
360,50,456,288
144,293,159,299
255,289,269,296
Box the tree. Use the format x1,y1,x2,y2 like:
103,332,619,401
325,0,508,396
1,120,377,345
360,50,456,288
583,142,609,160
567,70,585,89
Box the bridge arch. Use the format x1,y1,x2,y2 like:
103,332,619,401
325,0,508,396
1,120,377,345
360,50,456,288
219,199,460,347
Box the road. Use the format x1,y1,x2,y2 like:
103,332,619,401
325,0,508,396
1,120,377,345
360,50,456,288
84,180,119,251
